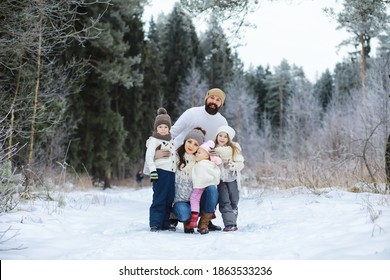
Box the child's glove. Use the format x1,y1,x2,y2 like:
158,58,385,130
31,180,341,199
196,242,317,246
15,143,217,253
228,160,235,171
209,148,218,157
229,161,244,172
150,171,158,182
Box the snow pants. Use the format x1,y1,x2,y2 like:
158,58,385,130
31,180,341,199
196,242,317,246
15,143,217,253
149,169,175,228
217,180,239,226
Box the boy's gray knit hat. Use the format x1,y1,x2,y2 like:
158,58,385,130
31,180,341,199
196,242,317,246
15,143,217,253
154,107,172,131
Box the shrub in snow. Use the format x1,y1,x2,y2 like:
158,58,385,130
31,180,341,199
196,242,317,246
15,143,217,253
0,161,23,213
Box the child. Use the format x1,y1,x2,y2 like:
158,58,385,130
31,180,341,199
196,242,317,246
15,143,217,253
188,140,222,234
143,108,176,232
214,125,244,232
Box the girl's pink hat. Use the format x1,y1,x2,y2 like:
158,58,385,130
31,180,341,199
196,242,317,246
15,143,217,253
199,140,222,165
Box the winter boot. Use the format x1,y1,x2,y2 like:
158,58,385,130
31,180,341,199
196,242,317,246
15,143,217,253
169,212,179,227
197,213,214,234
183,221,194,234
208,221,222,231
223,225,238,232
208,212,221,231
188,212,199,229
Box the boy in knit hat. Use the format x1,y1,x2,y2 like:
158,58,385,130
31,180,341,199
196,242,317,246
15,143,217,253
187,140,222,234
143,108,176,232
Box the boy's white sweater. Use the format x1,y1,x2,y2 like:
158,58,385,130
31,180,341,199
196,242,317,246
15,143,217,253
143,136,176,175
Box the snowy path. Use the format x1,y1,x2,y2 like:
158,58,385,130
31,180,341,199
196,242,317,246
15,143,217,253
1,186,390,260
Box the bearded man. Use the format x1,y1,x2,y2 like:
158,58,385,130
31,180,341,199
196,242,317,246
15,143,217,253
170,88,228,149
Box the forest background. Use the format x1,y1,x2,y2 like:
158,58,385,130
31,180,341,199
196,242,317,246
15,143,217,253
1,0,390,205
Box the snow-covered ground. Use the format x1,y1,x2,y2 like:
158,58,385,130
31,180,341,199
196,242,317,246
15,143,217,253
1,185,389,260
1,185,390,279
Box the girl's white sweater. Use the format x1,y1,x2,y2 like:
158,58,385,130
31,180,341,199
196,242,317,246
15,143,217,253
192,160,221,189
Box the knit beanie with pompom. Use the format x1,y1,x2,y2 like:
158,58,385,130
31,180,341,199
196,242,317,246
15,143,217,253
154,107,172,131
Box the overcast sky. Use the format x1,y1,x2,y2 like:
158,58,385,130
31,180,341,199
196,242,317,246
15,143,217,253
143,0,365,82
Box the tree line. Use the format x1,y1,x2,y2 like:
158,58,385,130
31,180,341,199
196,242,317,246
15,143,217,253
0,0,389,193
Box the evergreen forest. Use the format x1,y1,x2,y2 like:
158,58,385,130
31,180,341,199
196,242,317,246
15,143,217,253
1,0,390,204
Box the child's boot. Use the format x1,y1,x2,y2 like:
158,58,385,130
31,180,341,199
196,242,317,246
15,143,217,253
188,212,199,229
183,221,194,233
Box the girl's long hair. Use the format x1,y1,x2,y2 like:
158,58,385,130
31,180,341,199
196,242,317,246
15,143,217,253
215,133,241,161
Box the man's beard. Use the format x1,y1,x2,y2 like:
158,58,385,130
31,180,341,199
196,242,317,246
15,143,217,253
205,102,220,115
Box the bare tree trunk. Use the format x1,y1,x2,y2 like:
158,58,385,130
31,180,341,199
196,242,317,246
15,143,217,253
25,12,43,190
386,134,390,191
8,56,23,160
278,77,284,128
387,73,390,191
360,34,366,110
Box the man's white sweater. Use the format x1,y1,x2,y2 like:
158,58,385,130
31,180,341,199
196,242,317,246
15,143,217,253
170,106,227,149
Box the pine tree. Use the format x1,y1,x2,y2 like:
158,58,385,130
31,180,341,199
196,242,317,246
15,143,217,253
314,69,334,111
333,60,361,103
377,29,390,59
159,3,200,120
113,6,146,179
245,65,272,129
264,59,293,130
138,17,168,166
199,15,234,89
67,0,144,187
325,0,390,107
